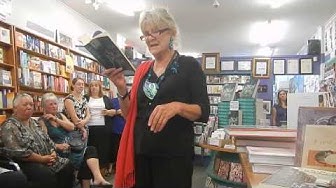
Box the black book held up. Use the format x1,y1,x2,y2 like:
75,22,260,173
82,33,136,72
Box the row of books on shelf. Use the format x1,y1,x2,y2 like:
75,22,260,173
15,31,67,61
0,89,14,109
18,68,69,93
19,51,68,77
206,75,250,85
70,70,111,89
72,53,105,74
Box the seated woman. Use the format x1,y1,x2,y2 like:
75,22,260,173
38,92,111,188
0,93,74,188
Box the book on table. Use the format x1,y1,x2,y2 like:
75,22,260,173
256,166,336,188
296,107,336,168
80,32,136,72
246,146,295,165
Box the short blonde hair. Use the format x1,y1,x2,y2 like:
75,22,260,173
88,80,103,98
139,8,180,48
41,93,58,108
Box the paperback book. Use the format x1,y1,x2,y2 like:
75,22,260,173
220,83,238,101
257,166,336,188
80,32,135,72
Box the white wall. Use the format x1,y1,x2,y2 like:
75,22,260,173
7,0,109,42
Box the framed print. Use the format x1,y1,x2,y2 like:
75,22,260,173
287,59,299,74
56,30,73,48
252,58,270,78
221,60,234,71
257,85,268,93
273,59,285,75
300,58,313,74
202,53,220,73
237,60,251,71
262,100,271,114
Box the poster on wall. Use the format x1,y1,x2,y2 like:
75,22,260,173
287,59,299,74
0,0,11,21
273,59,285,74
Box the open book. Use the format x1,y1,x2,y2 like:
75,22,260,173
79,32,136,72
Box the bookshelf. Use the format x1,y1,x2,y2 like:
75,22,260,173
206,74,251,115
0,20,122,117
0,21,16,116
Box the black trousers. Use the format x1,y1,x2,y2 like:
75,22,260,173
77,146,99,180
0,171,28,188
135,154,193,188
110,133,122,163
19,162,74,188
88,126,112,167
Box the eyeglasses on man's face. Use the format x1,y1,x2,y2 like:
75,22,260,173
140,28,170,41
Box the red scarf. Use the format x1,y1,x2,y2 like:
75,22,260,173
114,61,152,188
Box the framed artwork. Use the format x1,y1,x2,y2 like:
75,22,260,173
257,85,268,93
56,30,73,48
202,52,220,73
221,60,234,71
252,58,270,78
287,59,299,74
262,100,271,114
300,58,313,74
237,60,251,71
273,59,285,75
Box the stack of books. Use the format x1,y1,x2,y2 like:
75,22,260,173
225,128,297,174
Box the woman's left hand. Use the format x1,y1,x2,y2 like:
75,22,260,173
148,102,180,133
80,128,88,140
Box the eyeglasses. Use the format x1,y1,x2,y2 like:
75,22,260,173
140,28,170,41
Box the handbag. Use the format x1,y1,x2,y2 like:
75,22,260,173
68,130,86,152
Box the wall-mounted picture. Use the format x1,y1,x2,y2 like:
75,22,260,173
237,60,251,71
262,100,271,114
56,30,73,48
273,59,285,75
221,60,234,71
300,58,313,74
252,58,270,78
287,59,299,74
257,85,268,93
202,52,220,73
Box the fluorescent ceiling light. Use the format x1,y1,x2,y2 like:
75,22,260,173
257,0,293,9
106,0,145,16
249,20,288,46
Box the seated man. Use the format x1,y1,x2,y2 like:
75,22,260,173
0,93,74,188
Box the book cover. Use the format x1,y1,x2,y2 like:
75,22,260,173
240,79,260,98
0,27,10,44
228,110,242,126
228,162,243,183
220,83,238,101
217,159,231,180
301,125,336,172
81,33,135,72
0,48,3,63
258,166,336,188
296,107,336,166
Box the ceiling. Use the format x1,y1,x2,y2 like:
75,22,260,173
61,0,336,57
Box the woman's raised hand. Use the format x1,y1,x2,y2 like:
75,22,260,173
104,68,126,90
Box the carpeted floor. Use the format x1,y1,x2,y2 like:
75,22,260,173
102,155,209,188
